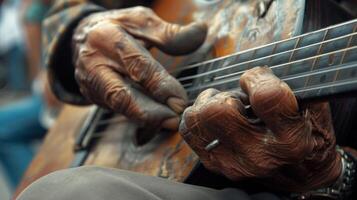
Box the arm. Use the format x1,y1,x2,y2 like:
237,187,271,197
44,0,207,130
43,0,106,104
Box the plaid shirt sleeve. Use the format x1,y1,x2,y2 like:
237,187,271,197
42,0,122,104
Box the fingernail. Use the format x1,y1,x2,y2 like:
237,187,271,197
167,97,186,113
161,117,180,130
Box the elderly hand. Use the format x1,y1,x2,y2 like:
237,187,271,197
179,66,343,192
72,6,207,130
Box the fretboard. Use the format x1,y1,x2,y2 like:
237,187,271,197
177,19,357,102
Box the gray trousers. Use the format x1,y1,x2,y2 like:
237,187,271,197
16,166,280,200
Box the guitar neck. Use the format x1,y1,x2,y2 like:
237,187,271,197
288,60,357,101
181,19,357,102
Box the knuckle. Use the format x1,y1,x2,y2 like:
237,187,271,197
104,85,149,122
74,68,92,90
196,88,220,101
150,73,185,101
181,106,193,121
132,6,154,15
251,81,291,107
125,55,155,82
104,85,131,112
87,22,120,46
181,106,201,129
202,88,220,95
243,66,270,77
240,66,273,91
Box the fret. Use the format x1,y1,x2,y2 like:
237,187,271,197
333,25,357,82
267,43,278,64
283,37,301,76
312,29,329,65
186,45,357,102
183,19,357,102
247,49,257,69
281,61,357,100
268,38,299,67
180,21,357,86
294,78,357,100
301,29,329,95
333,48,357,82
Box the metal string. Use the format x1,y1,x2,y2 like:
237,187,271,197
183,46,357,94
94,20,357,127
169,19,357,74
176,31,357,83
187,67,357,104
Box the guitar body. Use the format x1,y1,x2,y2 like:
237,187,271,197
15,0,352,197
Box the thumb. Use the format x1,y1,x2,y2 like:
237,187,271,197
116,7,207,55
240,66,301,135
151,22,208,55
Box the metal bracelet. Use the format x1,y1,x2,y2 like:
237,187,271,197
291,147,356,200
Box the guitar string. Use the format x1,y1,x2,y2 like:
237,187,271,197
95,63,357,129
169,19,357,74
176,31,357,83
183,45,357,94
188,60,357,94
183,45,357,89
187,69,357,104
291,78,357,95
98,61,357,124
97,77,357,128
94,22,357,126
96,40,357,125
96,116,127,125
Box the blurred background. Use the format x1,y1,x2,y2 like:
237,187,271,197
0,0,58,198
0,0,356,199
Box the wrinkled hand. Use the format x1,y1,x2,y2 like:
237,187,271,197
179,66,342,192
73,6,207,130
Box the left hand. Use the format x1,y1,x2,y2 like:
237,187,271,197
179,66,341,192
72,7,207,131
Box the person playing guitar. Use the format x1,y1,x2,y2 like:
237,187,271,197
16,0,357,199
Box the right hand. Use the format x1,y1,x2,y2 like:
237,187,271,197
72,6,207,130
179,67,342,191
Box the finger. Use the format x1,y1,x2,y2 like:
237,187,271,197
193,88,221,106
86,22,188,113
180,89,247,137
75,64,179,130
239,66,301,135
179,89,250,173
113,6,207,55
193,88,248,107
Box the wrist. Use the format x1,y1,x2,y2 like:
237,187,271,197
292,146,356,199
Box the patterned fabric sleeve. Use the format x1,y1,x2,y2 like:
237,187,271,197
42,0,104,104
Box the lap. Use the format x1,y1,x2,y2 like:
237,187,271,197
17,166,280,200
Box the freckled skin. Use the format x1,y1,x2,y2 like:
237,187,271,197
179,67,357,192
72,6,208,130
